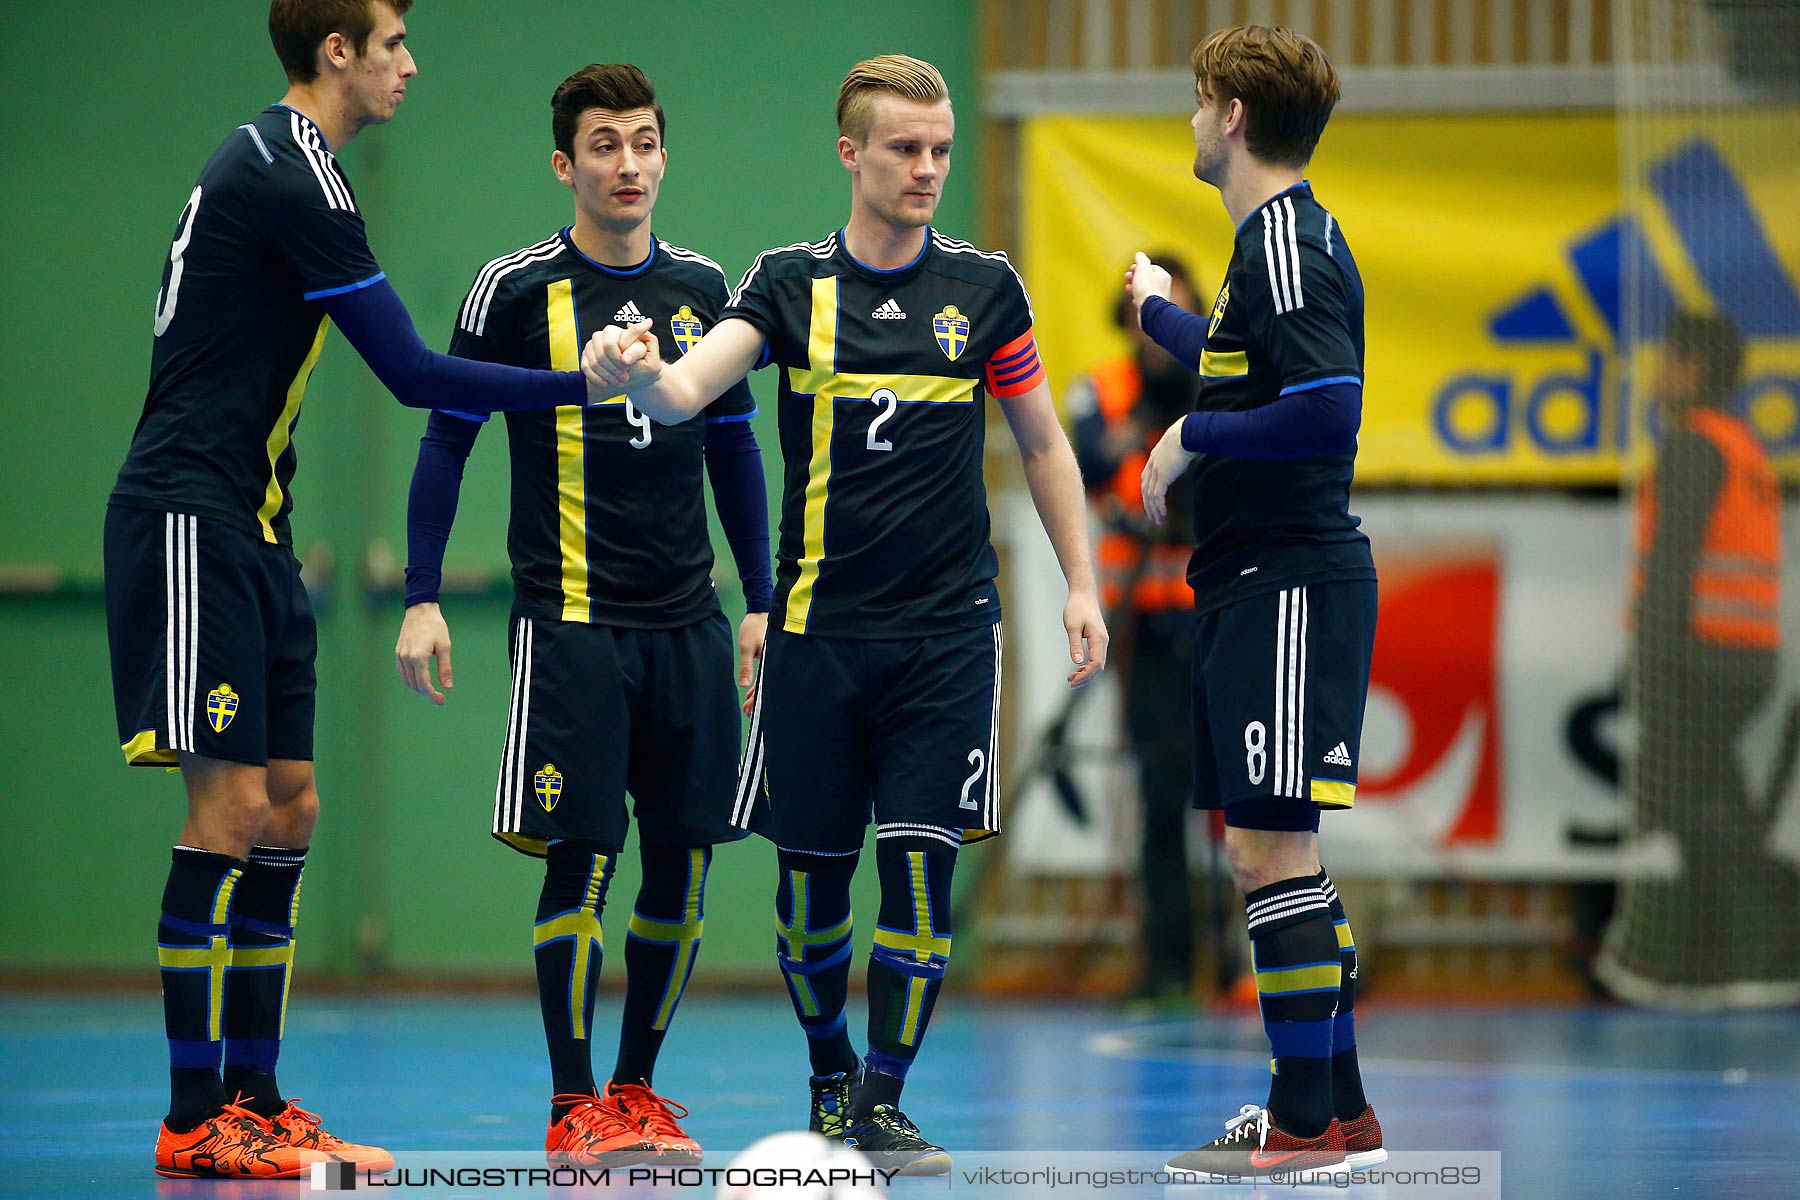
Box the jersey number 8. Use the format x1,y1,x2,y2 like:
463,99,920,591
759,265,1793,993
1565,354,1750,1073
153,185,203,337
1244,720,1267,786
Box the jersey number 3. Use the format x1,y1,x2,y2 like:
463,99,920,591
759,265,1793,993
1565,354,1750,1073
153,186,203,337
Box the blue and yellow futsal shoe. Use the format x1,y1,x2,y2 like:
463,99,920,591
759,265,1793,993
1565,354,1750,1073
842,1104,952,1176
807,1071,854,1138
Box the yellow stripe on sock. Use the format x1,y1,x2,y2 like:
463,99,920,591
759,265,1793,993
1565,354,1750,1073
1256,963,1343,995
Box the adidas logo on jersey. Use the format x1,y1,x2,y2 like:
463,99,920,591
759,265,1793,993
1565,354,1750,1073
1323,742,1354,767
872,298,907,320
613,300,648,325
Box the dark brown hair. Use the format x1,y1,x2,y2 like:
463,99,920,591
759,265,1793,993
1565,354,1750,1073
1192,25,1340,168
269,0,413,85
552,64,665,160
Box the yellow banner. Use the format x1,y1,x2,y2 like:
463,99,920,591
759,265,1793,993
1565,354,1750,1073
1022,112,1800,483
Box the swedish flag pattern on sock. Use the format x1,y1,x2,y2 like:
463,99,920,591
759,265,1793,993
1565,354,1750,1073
158,848,244,1070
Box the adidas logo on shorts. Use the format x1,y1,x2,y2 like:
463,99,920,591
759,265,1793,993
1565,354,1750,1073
613,300,648,324
872,298,907,320
1323,742,1354,767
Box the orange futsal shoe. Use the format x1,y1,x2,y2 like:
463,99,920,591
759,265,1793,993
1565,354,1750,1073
267,1098,395,1172
604,1079,703,1163
546,1092,656,1166
1165,1103,1347,1180
1341,1104,1388,1168
154,1102,320,1179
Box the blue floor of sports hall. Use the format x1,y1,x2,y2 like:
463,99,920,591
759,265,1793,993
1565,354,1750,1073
3,994,1795,1198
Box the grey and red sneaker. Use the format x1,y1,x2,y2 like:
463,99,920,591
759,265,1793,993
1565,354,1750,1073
1341,1104,1387,1168
1166,1104,1346,1179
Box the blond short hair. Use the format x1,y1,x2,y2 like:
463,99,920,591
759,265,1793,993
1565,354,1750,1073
835,54,950,144
1192,26,1340,167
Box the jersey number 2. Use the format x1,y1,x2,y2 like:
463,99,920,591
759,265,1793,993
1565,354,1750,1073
153,185,203,337
867,387,897,452
958,748,986,809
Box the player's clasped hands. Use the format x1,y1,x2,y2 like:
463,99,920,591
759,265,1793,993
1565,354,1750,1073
580,320,662,394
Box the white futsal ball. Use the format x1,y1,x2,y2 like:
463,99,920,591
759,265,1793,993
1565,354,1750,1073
715,1131,882,1199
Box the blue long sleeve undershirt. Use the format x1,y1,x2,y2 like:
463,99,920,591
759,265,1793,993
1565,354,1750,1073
323,278,584,411
1178,381,1362,460
402,410,774,612
1138,294,1361,461
403,410,481,608
704,418,773,613
1138,294,1209,372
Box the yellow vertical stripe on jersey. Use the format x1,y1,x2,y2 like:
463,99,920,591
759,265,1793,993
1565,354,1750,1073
784,275,840,634
545,279,590,622
256,317,329,542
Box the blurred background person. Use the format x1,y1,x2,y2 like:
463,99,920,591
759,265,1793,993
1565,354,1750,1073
1607,309,1800,994
1069,253,1207,1008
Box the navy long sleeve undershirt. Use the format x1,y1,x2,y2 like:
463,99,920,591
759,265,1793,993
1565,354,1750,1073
402,410,481,608
323,279,585,412
1138,294,1208,372
704,418,773,613
1178,381,1361,460
402,409,774,612
1138,294,1361,461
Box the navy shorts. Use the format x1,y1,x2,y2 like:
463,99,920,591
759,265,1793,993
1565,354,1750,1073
490,611,749,857
1192,581,1377,831
105,504,317,769
734,622,1004,853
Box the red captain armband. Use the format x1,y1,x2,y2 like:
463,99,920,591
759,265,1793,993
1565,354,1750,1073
984,328,1046,397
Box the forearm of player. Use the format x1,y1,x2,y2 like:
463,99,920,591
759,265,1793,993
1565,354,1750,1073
1001,383,1101,597
632,318,767,424
324,279,585,412
403,410,480,607
704,417,774,613
1180,379,1361,460
1139,295,1208,372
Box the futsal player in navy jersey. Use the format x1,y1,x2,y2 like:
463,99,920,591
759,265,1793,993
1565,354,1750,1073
394,63,771,1166
106,1,616,1178
584,55,1107,1174
1129,24,1388,1180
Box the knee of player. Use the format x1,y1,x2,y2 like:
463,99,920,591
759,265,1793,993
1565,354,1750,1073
1223,826,1317,892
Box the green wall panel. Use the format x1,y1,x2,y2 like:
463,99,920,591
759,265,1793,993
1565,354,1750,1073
1,1,981,978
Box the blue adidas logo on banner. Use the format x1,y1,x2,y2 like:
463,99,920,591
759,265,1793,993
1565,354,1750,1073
1435,139,1800,456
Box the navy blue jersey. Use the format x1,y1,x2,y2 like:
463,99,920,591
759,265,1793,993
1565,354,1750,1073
721,230,1044,638
448,232,756,628
112,106,383,544
1187,182,1375,612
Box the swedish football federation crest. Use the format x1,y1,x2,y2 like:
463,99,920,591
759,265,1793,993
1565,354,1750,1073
534,763,564,812
205,684,240,733
932,305,969,361
670,305,703,355
1209,283,1230,337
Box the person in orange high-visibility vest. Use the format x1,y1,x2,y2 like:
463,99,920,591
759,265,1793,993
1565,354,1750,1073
1616,311,1797,994
1070,254,1204,1005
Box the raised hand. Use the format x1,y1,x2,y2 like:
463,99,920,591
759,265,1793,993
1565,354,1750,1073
1124,251,1174,329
